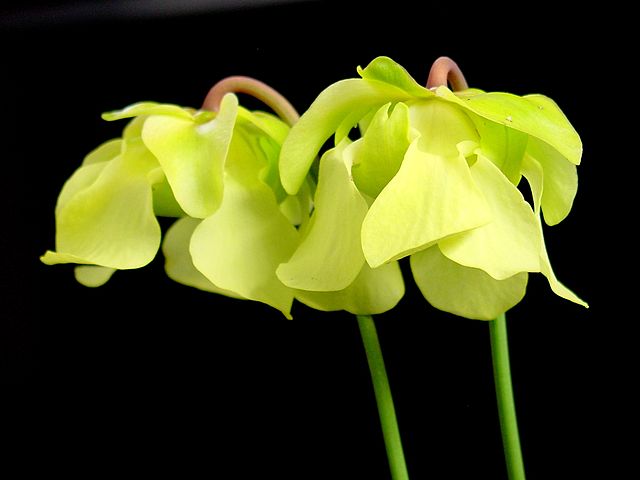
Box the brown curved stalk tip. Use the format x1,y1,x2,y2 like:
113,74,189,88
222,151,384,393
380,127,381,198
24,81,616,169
201,76,300,126
426,57,469,91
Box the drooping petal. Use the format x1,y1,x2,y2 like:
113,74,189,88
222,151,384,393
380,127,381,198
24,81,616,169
439,155,541,280
163,217,243,299
142,93,238,218
147,167,186,217
436,86,582,165
277,140,368,291
362,140,491,268
279,78,413,195
102,102,193,121
190,176,298,319
352,102,411,198
74,266,116,287
357,56,433,98
42,145,161,269
295,261,405,315
411,245,528,320
82,139,122,166
527,137,578,225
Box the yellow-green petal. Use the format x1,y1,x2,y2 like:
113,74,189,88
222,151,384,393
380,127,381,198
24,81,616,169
74,266,116,287
439,155,541,280
102,102,192,121
357,56,433,98
277,140,368,291
411,245,528,320
295,261,405,315
190,176,298,319
163,217,243,299
82,139,122,166
142,93,238,218
436,86,582,165
352,102,411,198
280,78,412,195
362,140,491,268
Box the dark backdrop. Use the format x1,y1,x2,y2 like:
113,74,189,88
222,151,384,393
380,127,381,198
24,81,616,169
1,1,629,478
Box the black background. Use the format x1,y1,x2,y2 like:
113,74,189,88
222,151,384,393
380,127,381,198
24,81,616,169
1,1,630,478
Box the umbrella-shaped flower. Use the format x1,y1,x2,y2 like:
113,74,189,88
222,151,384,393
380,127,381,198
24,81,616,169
278,56,587,320
40,92,313,318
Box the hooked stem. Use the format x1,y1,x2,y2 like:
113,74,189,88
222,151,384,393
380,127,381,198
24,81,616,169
426,57,469,91
201,76,300,126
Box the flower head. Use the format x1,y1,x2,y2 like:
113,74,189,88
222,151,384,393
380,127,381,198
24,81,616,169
278,56,587,319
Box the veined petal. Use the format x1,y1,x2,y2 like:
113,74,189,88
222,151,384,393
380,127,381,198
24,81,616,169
277,140,368,291
163,217,243,299
295,261,405,315
280,78,413,195
42,147,161,269
439,155,541,280
362,140,491,268
190,176,298,319
352,102,411,198
411,245,528,320
142,93,238,218
527,137,578,225
74,265,116,287
357,56,433,98
436,86,582,165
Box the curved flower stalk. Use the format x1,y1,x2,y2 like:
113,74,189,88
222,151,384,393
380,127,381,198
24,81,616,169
279,56,587,320
41,91,313,318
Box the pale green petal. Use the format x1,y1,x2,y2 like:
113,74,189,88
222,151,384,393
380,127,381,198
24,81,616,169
436,86,582,165
527,137,578,225
163,217,243,299
45,149,161,269
74,266,116,287
102,102,192,121
411,245,528,320
82,139,122,166
237,107,289,144
190,176,298,319
439,155,541,280
295,261,405,315
357,56,433,98
473,116,529,184
352,102,411,198
277,140,368,291
362,140,491,268
408,98,480,157
142,94,238,218
147,167,185,217
521,153,544,215
56,162,108,214
280,78,413,195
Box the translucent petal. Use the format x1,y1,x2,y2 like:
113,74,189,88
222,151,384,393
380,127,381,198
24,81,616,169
102,102,192,121
439,155,541,280
74,266,116,287
357,56,433,98
527,137,578,225
277,140,368,291
280,78,413,195
411,245,528,320
82,139,122,166
352,102,411,198
436,86,582,165
142,93,238,218
473,115,529,184
408,98,480,157
190,176,298,319
295,261,405,315
43,144,160,269
362,140,491,268
163,217,243,299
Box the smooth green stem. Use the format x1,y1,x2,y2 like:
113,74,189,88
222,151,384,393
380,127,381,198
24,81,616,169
490,313,526,480
357,315,409,480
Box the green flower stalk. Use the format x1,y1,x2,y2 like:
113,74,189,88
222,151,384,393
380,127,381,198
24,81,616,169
278,56,588,320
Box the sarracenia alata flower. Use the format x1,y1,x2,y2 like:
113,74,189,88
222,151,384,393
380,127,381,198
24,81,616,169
278,56,587,320
41,94,313,318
